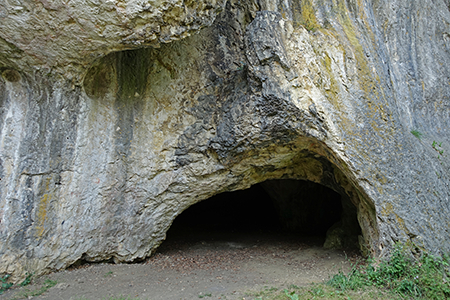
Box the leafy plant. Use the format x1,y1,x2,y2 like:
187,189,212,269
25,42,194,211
284,289,299,300
310,286,325,297
20,272,33,287
0,274,13,295
432,141,444,160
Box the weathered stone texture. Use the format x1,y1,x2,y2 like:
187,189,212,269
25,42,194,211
1,0,450,281
0,0,226,78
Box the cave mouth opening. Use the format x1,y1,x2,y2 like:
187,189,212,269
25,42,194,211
165,179,361,250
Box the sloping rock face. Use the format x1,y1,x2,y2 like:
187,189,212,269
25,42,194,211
1,0,450,280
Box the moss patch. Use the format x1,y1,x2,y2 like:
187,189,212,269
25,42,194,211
35,177,52,238
321,52,341,108
292,0,321,31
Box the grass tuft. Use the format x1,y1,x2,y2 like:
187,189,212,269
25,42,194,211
327,243,450,299
411,130,423,139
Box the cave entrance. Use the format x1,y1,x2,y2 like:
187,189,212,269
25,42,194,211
165,179,361,250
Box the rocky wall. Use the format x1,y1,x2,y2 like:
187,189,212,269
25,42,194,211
1,0,450,281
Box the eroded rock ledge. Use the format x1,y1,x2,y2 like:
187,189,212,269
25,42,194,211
1,0,450,281
0,0,227,78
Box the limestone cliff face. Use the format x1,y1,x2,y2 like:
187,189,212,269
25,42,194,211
1,0,450,280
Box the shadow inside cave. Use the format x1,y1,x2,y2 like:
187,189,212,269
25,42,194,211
159,179,361,254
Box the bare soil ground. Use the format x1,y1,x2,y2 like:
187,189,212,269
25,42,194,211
2,229,361,300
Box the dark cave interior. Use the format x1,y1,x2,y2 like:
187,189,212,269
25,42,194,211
166,179,360,246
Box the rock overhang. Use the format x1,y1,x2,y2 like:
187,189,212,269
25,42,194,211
0,0,227,78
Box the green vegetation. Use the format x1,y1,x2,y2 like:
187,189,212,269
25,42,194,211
0,274,13,295
198,292,212,298
432,141,445,160
10,279,57,299
284,289,300,300
247,244,450,299
411,130,423,139
1,272,33,296
104,271,114,277
19,273,33,287
327,244,450,299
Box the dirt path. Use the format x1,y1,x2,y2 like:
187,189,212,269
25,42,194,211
3,231,361,300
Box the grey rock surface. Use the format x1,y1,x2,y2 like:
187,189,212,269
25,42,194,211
0,0,226,78
1,0,450,281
